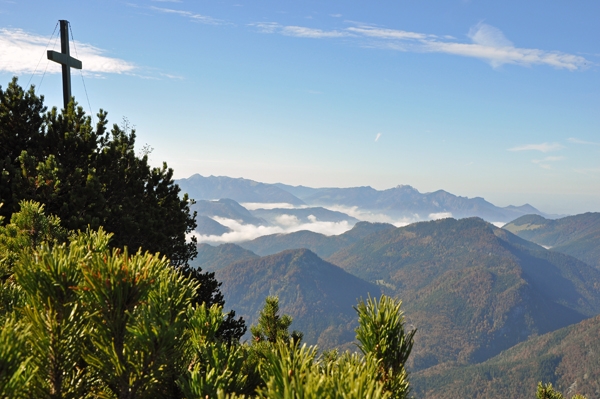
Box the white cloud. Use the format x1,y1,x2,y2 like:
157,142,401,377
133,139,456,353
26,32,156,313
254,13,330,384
0,28,135,75
281,26,349,38
573,167,600,176
249,22,350,38
508,142,565,153
423,40,586,70
251,21,589,70
429,212,453,220
532,156,565,163
150,6,223,24
371,22,587,70
321,204,416,227
275,214,300,227
468,23,513,48
375,133,381,142
248,22,281,34
191,216,353,244
530,155,565,169
568,137,600,145
347,25,430,40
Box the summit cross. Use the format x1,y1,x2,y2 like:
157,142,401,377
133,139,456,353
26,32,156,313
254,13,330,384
47,20,82,109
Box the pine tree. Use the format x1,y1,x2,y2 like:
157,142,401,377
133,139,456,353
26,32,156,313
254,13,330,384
0,77,197,266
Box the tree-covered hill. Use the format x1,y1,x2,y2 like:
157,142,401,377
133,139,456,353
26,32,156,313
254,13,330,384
239,221,396,257
504,212,600,269
189,243,259,272
412,313,600,399
216,248,381,349
327,217,600,370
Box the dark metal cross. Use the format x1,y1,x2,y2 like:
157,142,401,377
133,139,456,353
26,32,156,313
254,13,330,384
47,20,82,109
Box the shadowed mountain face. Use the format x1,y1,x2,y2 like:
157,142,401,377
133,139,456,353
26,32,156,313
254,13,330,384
215,248,380,349
189,243,259,272
195,215,232,236
177,174,305,205
191,199,267,226
238,221,395,257
504,212,600,269
327,218,600,370
412,314,600,399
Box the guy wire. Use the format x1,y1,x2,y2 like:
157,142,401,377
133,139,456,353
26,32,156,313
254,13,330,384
26,21,58,91
37,25,61,94
69,22,94,124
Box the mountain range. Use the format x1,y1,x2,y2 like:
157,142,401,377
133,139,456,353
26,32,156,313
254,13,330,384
203,218,600,371
504,212,600,270
327,217,600,370
177,173,600,398
176,174,560,242
277,183,547,222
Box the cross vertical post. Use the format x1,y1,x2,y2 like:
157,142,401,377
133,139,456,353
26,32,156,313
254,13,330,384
47,20,82,109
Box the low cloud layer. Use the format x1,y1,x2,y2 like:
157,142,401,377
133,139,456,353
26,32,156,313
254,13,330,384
190,201,525,244
0,28,136,76
309,204,417,227
192,215,352,244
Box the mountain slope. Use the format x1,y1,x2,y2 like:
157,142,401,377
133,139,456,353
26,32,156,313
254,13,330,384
189,243,259,272
412,314,600,399
238,221,396,257
191,199,266,226
301,185,547,222
327,218,600,370
215,249,380,348
195,215,232,236
504,212,600,269
177,174,305,205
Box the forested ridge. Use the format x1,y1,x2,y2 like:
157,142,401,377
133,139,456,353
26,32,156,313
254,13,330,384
0,78,592,399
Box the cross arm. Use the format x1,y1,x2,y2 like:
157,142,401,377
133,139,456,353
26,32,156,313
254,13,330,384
47,50,82,69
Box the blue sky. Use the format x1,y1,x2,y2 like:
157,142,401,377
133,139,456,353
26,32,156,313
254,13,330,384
1,1,599,215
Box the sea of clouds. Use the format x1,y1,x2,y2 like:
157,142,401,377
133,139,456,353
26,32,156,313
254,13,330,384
189,203,506,244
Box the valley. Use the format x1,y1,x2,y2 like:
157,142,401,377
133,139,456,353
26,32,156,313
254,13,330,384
182,176,600,397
